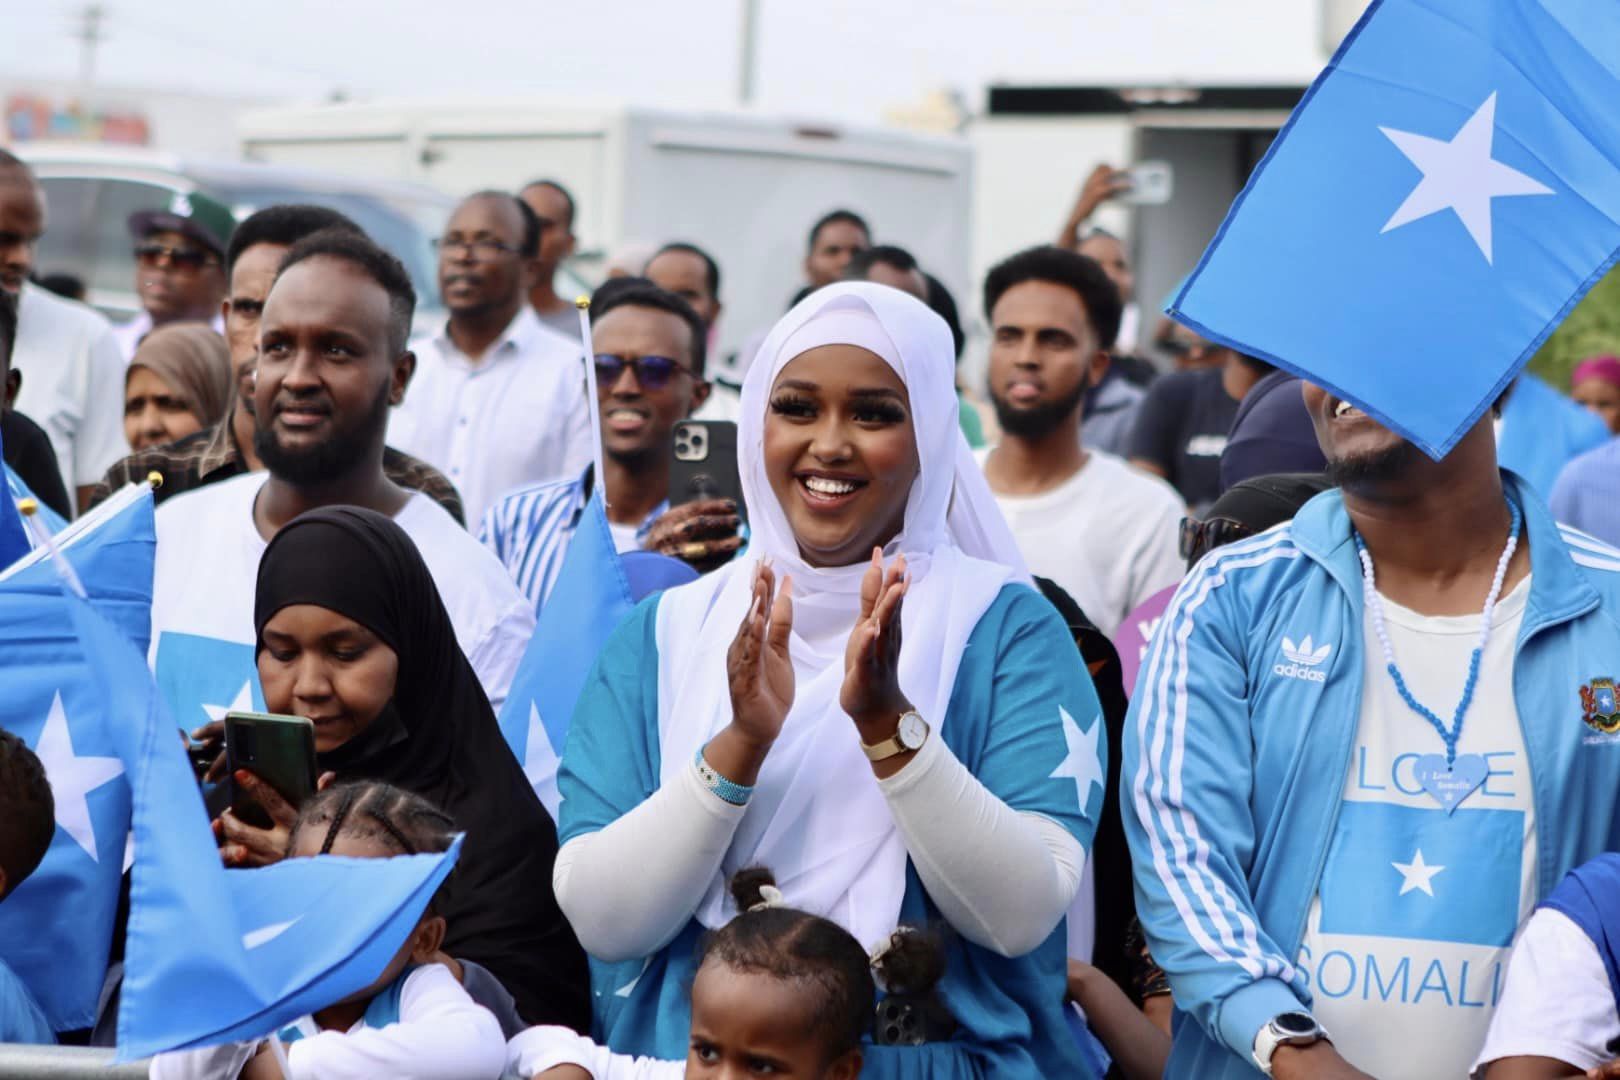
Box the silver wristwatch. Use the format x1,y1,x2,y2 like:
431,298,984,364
1253,1011,1329,1076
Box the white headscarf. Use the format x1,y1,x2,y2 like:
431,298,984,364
653,282,1030,947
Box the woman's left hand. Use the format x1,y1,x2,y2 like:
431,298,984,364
214,770,298,868
841,549,914,730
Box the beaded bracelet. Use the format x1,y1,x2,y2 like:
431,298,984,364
694,746,754,806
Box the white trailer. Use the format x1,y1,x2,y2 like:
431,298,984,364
238,101,974,367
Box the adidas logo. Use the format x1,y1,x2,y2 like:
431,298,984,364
1274,635,1331,682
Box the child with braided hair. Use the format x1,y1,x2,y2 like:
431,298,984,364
509,867,951,1079
151,780,506,1080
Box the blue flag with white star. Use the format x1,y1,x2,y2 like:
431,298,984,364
0,431,32,569
498,492,695,817
1318,801,1523,947
44,572,463,1062
0,485,155,1031
1171,0,1620,459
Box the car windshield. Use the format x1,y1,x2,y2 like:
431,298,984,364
207,182,448,311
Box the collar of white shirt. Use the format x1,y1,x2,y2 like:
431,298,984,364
428,305,572,373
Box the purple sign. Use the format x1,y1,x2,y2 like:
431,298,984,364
1113,585,1176,697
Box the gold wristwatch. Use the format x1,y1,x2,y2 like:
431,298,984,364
861,710,929,762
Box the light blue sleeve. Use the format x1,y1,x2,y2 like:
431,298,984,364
1122,560,1308,1059
0,959,53,1044
956,586,1105,848
1549,456,1586,526
556,596,664,848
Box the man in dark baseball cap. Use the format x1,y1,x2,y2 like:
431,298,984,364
113,190,234,360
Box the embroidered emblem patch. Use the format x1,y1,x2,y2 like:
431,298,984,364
1580,677,1620,734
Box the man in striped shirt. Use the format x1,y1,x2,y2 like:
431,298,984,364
479,279,742,612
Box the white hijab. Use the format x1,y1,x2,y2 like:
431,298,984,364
654,283,1030,948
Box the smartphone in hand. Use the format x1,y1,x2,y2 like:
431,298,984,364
223,712,317,829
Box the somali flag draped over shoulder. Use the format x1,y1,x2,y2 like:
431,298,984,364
499,492,695,817
1171,0,1620,459
0,484,154,1031
46,575,463,1062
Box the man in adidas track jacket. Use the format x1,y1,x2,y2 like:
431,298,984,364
1124,387,1620,1080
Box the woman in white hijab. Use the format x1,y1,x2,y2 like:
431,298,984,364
554,283,1106,1076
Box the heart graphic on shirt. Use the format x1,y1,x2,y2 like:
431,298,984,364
1412,753,1488,815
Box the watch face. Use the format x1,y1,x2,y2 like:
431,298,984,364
898,712,927,750
1273,1012,1317,1037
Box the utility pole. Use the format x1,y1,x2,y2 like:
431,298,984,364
737,0,758,106
73,3,107,93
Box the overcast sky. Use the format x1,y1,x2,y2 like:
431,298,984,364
3,0,1330,121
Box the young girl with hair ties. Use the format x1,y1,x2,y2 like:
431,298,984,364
509,868,951,1080
150,780,507,1080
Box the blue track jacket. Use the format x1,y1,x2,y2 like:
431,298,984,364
1124,473,1620,1077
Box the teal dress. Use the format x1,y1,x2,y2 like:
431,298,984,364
559,585,1107,1078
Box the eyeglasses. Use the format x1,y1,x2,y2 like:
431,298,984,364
0,229,42,249
1179,515,1254,563
594,353,696,389
134,243,217,272
432,237,522,259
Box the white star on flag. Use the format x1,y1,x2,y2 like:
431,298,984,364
1393,848,1446,897
201,680,255,727
1379,92,1553,264
32,691,125,862
523,703,562,817
1049,705,1104,811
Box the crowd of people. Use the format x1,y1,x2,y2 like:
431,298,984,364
2,136,1620,1080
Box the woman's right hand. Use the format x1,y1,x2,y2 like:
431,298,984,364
725,561,794,748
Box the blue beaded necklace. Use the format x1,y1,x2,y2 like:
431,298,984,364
1352,500,1522,812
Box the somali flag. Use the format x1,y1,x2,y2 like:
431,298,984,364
499,492,695,817
1171,0,1620,459
0,484,154,1031
41,569,462,1062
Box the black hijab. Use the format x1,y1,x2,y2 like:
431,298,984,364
254,507,589,1030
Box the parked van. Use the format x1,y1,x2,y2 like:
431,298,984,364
238,101,974,369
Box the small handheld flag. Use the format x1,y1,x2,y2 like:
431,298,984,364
1171,0,1620,459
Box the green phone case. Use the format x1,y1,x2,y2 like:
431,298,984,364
223,711,318,830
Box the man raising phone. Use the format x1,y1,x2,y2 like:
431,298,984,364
479,278,743,613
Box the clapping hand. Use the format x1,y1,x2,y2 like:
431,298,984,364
726,560,794,750
840,549,914,731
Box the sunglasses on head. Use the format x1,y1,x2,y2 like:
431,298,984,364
134,243,216,271
1179,515,1255,564
593,353,695,389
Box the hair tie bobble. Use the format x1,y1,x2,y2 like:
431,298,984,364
748,884,786,913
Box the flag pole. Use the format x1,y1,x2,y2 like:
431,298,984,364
576,295,607,512
15,498,87,600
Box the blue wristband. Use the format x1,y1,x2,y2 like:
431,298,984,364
694,746,754,806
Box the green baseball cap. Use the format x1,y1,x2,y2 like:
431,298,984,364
127,190,236,257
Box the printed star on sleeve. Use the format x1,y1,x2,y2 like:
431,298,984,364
1050,705,1104,812
33,691,125,862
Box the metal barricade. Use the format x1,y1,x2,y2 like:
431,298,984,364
0,1044,150,1078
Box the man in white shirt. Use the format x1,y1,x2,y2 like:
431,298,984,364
978,245,1183,638
518,180,585,341
151,228,533,733
0,150,127,514
390,191,591,524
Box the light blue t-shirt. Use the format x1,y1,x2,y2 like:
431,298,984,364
0,957,53,1044
559,584,1106,1078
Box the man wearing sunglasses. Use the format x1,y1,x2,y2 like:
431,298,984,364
112,191,232,362
390,190,592,525
480,278,742,613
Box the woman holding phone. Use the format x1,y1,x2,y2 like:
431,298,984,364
553,283,1106,1076
214,507,589,1031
